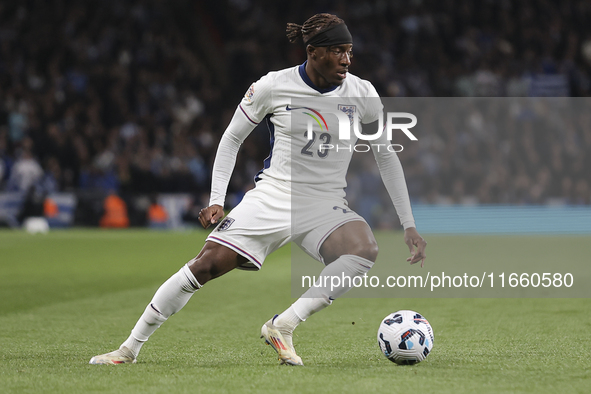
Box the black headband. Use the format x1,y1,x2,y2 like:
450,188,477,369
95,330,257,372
304,23,352,47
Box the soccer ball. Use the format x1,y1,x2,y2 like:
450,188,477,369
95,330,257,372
377,310,434,365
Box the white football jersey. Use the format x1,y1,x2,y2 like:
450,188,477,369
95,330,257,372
210,62,415,229
239,62,383,200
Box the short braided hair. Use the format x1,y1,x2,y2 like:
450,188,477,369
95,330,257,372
286,13,345,45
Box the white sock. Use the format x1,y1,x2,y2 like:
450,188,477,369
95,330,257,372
121,264,201,357
291,296,332,322
280,254,374,330
274,305,304,329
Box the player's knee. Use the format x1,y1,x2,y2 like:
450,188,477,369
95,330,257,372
188,259,214,285
187,256,221,284
366,240,379,262
188,245,241,284
351,239,379,262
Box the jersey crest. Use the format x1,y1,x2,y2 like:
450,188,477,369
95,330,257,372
217,217,235,231
338,104,357,125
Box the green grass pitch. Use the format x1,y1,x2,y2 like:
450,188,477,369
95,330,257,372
1,229,590,393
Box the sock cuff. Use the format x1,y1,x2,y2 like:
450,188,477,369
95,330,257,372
292,296,332,321
181,264,202,290
278,305,305,326
122,335,144,357
145,303,168,323
292,307,305,322
337,254,375,273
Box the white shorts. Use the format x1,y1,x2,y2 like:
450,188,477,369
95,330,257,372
206,180,366,270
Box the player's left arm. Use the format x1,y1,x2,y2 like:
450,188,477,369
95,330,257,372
361,84,427,266
368,133,427,267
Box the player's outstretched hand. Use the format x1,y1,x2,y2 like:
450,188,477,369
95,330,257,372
198,204,224,229
404,227,427,267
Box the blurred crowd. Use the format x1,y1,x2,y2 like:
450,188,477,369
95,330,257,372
1,0,591,214
347,98,591,227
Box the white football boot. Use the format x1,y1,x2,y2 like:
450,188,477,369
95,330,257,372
260,315,303,366
89,346,137,365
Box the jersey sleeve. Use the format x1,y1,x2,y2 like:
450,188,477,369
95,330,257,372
209,74,275,207
372,139,416,230
208,106,258,207
238,73,274,125
365,84,415,229
361,83,383,124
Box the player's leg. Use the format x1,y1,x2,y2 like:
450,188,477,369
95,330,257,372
317,220,378,264
188,240,248,284
264,220,377,365
121,242,245,353
89,241,246,364
285,219,378,314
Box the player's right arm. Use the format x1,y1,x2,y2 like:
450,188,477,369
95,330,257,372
203,75,274,228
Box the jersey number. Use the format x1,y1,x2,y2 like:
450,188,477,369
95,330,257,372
301,132,331,158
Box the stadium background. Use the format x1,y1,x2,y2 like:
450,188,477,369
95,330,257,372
2,2,591,393
1,0,591,230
